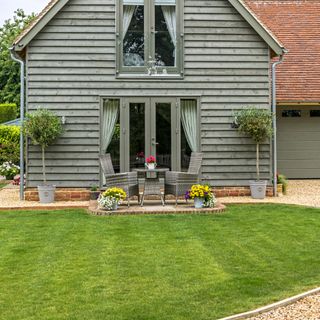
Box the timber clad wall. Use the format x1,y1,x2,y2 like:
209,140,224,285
26,0,271,188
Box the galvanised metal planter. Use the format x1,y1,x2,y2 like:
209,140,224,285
250,180,267,199
38,185,56,204
194,197,205,209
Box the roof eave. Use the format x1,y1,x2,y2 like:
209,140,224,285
13,0,69,52
228,0,286,55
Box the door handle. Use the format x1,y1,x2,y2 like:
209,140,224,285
152,142,159,146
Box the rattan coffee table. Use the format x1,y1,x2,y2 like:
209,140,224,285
133,168,169,206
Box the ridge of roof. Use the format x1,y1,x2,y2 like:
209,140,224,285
13,0,286,55
12,0,67,51
228,0,286,54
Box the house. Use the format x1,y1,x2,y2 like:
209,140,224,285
245,0,320,179
11,0,286,195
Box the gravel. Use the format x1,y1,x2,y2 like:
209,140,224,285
249,293,320,320
220,180,320,208
0,185,89,208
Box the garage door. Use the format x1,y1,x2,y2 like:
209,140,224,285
277,106,320,179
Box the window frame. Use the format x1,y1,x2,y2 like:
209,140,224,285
116,0,184,77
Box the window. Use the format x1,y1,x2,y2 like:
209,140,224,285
310,110,320,117
117,0,183,76
282,110,301,118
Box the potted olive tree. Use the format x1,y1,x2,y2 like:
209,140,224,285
24,109,63,203
235,107,273,199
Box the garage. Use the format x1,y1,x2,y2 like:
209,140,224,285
277,106,320,179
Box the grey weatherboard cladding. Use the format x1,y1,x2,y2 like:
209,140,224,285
25,0,272,188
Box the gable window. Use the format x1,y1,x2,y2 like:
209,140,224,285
117,0,183,77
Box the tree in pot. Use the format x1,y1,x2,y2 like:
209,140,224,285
24,109,63,203
234,107,273,199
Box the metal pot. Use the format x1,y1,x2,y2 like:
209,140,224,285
38,185,56,203
249,180,267,199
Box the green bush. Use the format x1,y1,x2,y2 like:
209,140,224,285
0,125,20,165
24,108,63,183
0,104,17,124
234,107,273,181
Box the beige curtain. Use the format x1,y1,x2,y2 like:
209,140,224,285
123,5,135,39
102,99,119,154
181,100,198,152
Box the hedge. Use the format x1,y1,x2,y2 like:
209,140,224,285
0,104,17,124
0,125,20,165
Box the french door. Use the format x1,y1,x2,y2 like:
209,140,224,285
120,97,181,172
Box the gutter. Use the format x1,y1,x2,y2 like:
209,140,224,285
9,47,25,201
271,53,286,197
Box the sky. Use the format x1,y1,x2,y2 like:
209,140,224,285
0,0,49,26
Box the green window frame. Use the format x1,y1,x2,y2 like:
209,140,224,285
116,0,184,77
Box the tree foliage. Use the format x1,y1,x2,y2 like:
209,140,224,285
235,107,273,144
0,9,35,109
24,109,64,183
235,107,273,181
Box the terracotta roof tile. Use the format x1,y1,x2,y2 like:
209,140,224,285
244,0,320,103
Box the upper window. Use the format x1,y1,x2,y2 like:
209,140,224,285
117,0,183,76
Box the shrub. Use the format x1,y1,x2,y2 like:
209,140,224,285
234,107,273,181
24,108,63,184
278,174,288,195
0,104,17,124
0,125,20,165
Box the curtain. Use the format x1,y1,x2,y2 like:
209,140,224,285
123,5,135,39
161,6,176,47
102,100,119,154
181,100,198,152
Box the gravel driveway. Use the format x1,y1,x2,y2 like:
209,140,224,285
249,293,320,320
221,180,320,208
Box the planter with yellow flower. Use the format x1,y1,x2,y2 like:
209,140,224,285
185,185,217,209
98,187,127,211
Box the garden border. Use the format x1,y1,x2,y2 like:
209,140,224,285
219,287,320,320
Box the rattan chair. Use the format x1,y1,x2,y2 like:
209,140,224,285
164,152,203,205
99,154,140,206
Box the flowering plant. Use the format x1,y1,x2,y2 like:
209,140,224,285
185,184,217,208
0,161,20,180
146,156,156,164
98,187,127,210
136,151,145,159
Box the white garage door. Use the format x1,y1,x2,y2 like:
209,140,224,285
277,106,320,179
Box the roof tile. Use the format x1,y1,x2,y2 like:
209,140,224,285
245,0,320,103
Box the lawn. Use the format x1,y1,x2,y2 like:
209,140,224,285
0,205,319,320
0,182,7,189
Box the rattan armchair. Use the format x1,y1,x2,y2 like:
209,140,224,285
165,152,203,205
99,154,140,206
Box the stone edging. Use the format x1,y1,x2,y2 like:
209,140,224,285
218,287,320,320
88,201,226,216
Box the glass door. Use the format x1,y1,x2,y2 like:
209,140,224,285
150,98,178,170
122,97,179,172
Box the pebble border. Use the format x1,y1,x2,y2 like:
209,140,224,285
218,287,320,320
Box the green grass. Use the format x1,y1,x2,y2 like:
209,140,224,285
0,205,319,320
0,182,7,189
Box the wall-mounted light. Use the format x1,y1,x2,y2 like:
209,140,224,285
61,116,66,125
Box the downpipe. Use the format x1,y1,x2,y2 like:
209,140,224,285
9,47,25,201
271,54,285,197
